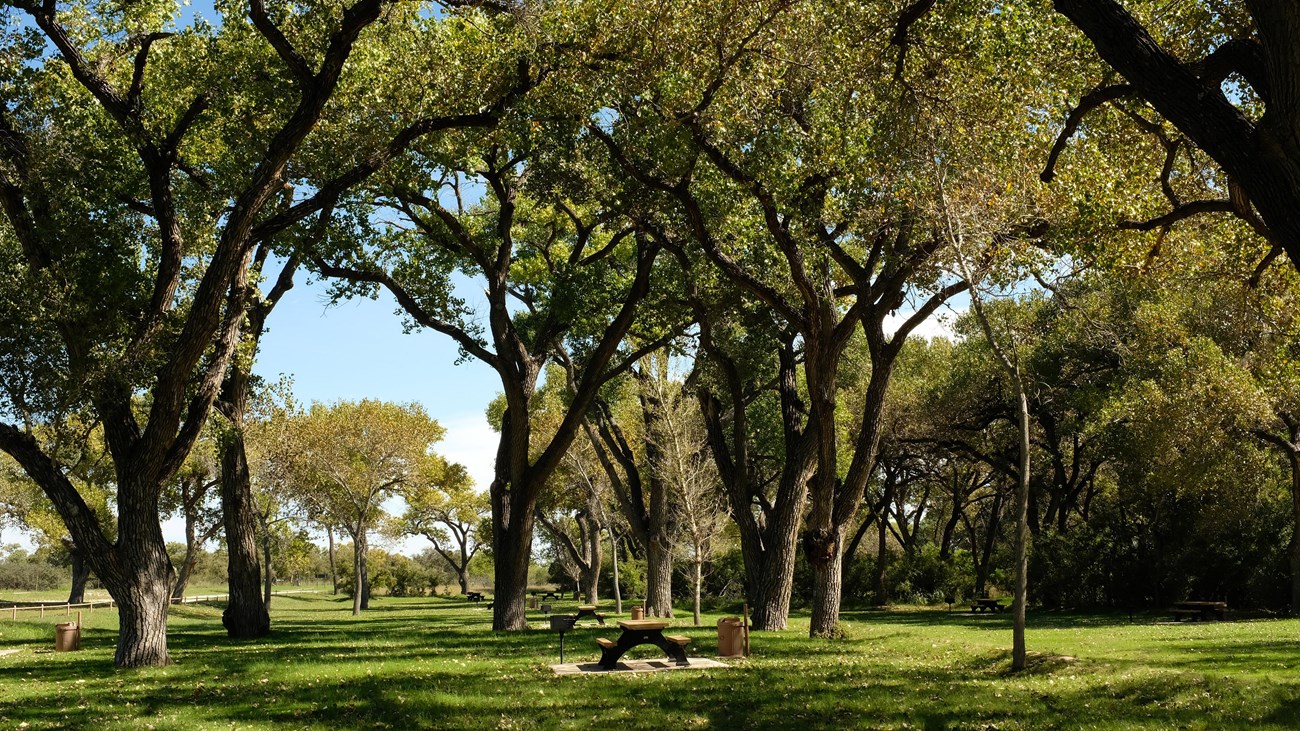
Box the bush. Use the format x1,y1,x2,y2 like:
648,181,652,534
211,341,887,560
0,560,64,591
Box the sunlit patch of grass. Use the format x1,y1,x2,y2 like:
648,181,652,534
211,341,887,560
1,595,1299,729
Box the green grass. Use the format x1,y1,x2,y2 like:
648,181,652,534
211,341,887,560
2,593,1299,730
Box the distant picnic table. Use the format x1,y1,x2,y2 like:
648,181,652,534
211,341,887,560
970,598,1008,614
466,591,484,602
573,605,606,626
595,619,690,670
1171,600,1227,622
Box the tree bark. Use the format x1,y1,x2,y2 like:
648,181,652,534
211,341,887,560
326,525,338,595
1011,384,1031,671
644,533,674,617
692,555,703,626
66,542,91,605
261,525,274,610
351,529,364,615
610,533,623,614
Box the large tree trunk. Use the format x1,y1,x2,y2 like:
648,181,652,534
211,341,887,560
807,525,845,636
491,485,536,630
107,504,175,667
644,533,674,617
218,387,271,637
457,565,470,595
66,542,91,605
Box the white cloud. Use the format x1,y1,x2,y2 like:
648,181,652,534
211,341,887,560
435,411,498,491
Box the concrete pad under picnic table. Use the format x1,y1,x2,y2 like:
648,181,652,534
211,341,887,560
549,657,729,675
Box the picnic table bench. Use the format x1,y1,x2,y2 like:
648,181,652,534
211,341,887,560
1171,600,1227,621
595,619,690,670
970,598,1008,613
573,604,606,626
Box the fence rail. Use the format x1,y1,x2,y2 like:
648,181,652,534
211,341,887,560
1,590,319,620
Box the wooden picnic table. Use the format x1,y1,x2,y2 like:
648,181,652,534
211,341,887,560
1171,600,1227,621
466,591,484,602
573,604,606,626
970,598,1008,614
595,619,690,670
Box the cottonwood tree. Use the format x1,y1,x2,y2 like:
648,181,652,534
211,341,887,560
0,0,515,665
311,105,677,628
286,400,443,615
400,458,486,595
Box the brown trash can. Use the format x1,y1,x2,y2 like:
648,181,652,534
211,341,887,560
529,597,539,610
717,617,745,657
630,606,644,620
55,622,80,652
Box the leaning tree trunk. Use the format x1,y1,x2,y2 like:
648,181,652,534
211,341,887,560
172,508,201,600
66,542,91,605
457,565,470,595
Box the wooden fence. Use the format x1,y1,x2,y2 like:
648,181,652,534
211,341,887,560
1,590,318,620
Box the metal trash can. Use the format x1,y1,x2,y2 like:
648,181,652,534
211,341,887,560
630,606,644,620
55,622,81,652
717,617,744,657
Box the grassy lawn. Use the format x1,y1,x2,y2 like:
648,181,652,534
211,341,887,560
1,593,1298,730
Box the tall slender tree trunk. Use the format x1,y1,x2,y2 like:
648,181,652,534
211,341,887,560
1287,448,1300,614
875,515,889,604
692,555,703,626
326,525,338,595
262,529,274,610
1011,384,1032,671
610,533,623,614
351,531,364,616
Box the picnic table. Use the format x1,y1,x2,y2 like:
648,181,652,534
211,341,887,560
595,619,690,670
466,591,484,602
573,604,606,626
1171,600,1227,621
970,598,1008,613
